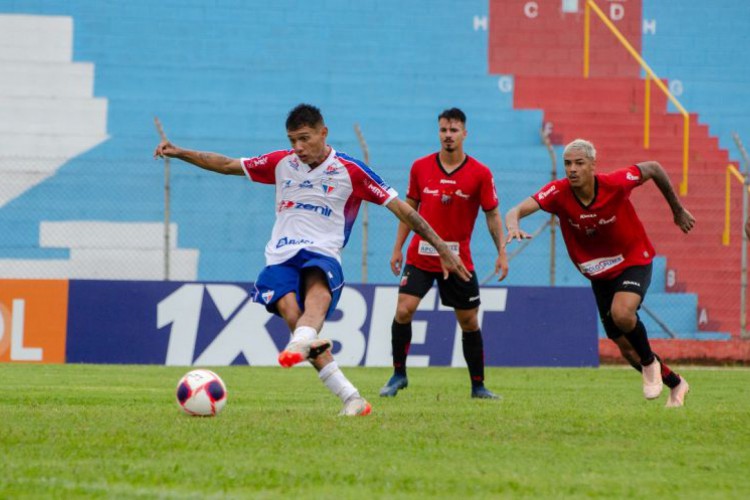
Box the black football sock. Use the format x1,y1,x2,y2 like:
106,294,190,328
624,319,655,366
654,353,681,389
391,319,412,376
462,329,485,388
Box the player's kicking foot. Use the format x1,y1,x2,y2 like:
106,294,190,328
665,378,689,408
339,396,372,416
379,373,408,397
277,338,332,368
471,385,501,400
642,358,664,400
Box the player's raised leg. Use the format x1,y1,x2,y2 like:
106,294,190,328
280,267,370,416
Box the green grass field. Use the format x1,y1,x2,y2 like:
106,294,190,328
1,364,749,499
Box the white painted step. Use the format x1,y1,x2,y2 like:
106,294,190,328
41,221,180,249
0,133,108,158
0,97,108,135
0,61,95,98
0,15,73,62
0,249,199,280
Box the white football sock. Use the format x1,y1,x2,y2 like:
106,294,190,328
291,325,317,344
318,361,358,402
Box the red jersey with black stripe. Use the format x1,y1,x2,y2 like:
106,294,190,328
405,153,499,272
532,165,655,280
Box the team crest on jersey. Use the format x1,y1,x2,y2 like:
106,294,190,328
278,200,295,212
321,179,338,195
441,191,452,205
261,290,275,304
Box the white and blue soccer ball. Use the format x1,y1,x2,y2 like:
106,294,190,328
176,369,227,416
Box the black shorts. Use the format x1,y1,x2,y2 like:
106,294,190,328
591,263,652,336
398,264,481,310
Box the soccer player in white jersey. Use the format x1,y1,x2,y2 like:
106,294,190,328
154,104,470,416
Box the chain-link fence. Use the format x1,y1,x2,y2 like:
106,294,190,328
1,131,748,341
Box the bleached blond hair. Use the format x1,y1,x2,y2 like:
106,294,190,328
563,139,596,160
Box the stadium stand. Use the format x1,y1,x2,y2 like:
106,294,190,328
0,0,748,347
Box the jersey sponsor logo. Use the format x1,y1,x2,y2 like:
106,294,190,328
418,240,459,256
537,185,557,200
423,188,439,195
275,236,314,249
440,179,457,184
299,180,314,189
278,200,333,217
282,179,294,189
578,254,625,276
367,183,387,199
599,216,616,225
455,189,471,199
622,280,641,288
288,157,300,171
567,218,581,229
626,172,640,181
321,179,338,195
325,165,340,175
244,156,267,169
580,213,597,219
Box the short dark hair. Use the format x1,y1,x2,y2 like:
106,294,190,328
438,107,466,124
286,103,325,130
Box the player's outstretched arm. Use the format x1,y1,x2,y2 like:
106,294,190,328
484,207,508,281
387,198,471,281
390,197,418,276
154,140,244,175
505,197,539,244
637,161,696,233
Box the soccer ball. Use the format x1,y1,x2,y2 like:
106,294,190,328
176,369,227,416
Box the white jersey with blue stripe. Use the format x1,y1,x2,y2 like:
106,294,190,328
241,147,398,265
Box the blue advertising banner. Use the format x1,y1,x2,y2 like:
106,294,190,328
66,281,598,367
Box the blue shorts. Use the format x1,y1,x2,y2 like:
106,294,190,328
252,249,345,319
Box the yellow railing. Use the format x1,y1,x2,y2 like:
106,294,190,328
723,164,747,246
583,0,691,195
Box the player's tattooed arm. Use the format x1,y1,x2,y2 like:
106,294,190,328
154,140,243,175
402,208,448,252
637,161,695,233
387,198,471,281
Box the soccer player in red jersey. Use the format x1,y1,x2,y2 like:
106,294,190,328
380,108,509,399
505,139,695,407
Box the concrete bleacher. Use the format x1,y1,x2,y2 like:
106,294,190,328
0,1,746,342
0,0,551,285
